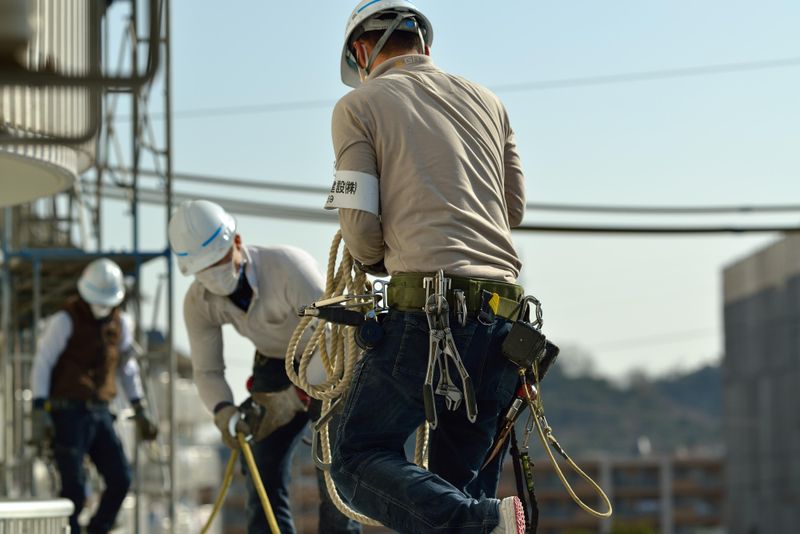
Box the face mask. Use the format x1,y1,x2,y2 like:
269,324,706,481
196,254,240,296
90,304,113,319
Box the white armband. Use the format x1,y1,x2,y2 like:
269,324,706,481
323,170,380,216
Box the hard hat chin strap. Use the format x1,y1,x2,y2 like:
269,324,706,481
363,12,417,76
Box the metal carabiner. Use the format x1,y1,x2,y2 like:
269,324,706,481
519,295,544,329
453,289,467,327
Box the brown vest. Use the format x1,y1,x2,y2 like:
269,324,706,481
49,296,122,401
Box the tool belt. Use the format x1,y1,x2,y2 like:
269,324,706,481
388,273,524,321
48,398,109,411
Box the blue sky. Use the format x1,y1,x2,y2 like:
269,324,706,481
104,0,800,400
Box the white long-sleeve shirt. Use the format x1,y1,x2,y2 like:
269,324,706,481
31,310,145,402
183,245,326,412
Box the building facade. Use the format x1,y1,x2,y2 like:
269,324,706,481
285,454,724,534
723,233,800,534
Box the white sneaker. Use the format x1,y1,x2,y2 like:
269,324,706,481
491,496,526,534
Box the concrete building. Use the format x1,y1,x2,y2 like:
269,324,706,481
722,233,800,534
522,455,723,534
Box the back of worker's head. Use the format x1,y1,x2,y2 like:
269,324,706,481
78,258,125,319
168,200,244,295
357,14,426,55
341,0,433,88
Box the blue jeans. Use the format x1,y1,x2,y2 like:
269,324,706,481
243,411,361,534
331,310,520,534
51,405,132,534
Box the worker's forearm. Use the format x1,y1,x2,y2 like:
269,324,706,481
339,208,385,265
194,370,235,414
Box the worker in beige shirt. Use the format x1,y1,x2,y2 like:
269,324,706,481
325,2,528,533
169,200,360,534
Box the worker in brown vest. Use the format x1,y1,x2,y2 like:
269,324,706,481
30,258,158,534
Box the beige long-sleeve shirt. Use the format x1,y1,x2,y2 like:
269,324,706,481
183,245,325,412
327,54,525,283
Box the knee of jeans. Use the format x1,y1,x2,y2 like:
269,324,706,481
330,448,359,497
120,468,133,492
61,487,86,513
108,465,132,494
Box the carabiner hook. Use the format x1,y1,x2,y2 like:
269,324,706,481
519,295,544,329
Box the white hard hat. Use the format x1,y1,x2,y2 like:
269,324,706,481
341,0,433,88
168,200,237,276
78,258,126,307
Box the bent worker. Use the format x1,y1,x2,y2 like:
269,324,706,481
326,1,528,532
30,258,158,534
168,199,360,534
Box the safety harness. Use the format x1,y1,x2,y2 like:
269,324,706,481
286,231,612,531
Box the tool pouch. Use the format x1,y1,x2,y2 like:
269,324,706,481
354,311,386,350
502,321,560,381
538,340,560,381
502,321,546,367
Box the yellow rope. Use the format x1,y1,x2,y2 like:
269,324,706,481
523,370,613,518
200,447,238,534
238,433,282,534
199,435,281,534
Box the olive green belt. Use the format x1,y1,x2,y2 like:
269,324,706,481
387,273,524,321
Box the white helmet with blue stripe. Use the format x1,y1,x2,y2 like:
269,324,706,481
341,0,433,88
168,200,237,276
78,258,126,307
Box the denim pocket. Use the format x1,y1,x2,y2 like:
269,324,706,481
391,312,431,379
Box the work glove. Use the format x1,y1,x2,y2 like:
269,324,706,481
214,402,252,449
354,258,388,277
251,386,308,442
30,400,55,453
131,399,159,441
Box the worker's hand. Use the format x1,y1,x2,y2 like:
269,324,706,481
131,400,159,441
30,400,55,454
213,403,250,449
354,258,388,277
251,386,308,442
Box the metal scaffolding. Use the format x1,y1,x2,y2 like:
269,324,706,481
0,0,176,530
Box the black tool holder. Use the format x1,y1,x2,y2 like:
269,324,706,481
297,280,389,350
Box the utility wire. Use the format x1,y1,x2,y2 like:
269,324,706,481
123,56,800,121
593,327,719,352
85,180,800,234
513,224,800,234
109,166,800,216
492,55,800,94
523,202,800,215
108,166,328,195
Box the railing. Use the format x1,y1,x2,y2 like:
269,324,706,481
0,498,73,533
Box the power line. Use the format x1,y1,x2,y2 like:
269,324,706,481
120,55,800,121
593,327,719,352
86,180,800,234
513,224,800,234
492,55,800,94
112,166,800,216
108,166,327,195
524,202,800,216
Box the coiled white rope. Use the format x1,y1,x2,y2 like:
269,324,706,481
285,230,428,527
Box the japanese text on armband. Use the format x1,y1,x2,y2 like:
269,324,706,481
323,170,379,216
